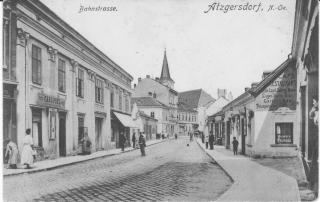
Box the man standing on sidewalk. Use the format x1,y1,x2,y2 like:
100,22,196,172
132,132,136,149
232,137,239,155
139,132,146,156
119,132,126,152
205,133,209,149
209,132,214,150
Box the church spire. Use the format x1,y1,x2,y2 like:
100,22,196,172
160,49,172,81
160,49,174,88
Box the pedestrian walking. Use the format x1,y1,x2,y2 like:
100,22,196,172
80,132,91,155
5,139,19,169
139,133,146,156
21,128,34,169
205,133,209,149
132,132,136,149
189,132,194,142
201,132,205,143
119,132,126,152
209,133,214,150
232,137,239,155
175,133,178,139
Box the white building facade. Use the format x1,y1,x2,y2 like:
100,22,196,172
3,0,133,160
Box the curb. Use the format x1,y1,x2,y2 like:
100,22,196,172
4,139,169,177
195,139,234,183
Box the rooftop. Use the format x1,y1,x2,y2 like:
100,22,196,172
178,89,216,109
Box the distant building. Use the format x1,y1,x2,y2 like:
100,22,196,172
206,89,231,145
131,103,158,141
177,101,198,135
133,50,178,137
178,89,216,132
131,97,170,137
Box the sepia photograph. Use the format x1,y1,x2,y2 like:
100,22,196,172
1,0,319,201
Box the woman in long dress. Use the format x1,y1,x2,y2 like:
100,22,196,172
5,139,19,169
20,128,34,169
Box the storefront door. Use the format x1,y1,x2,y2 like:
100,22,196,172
32,108,42,147
95,117,103,150
59,113,66,156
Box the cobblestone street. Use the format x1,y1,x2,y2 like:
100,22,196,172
4,137,232,201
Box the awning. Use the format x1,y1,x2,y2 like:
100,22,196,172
113,112,138,128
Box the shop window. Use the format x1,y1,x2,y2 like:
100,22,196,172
275,123,293,144
32,45,42,85
95,77,104,104
58,59,66,92
76,68,84,98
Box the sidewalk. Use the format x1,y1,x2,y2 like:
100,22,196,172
4,138,168,177
196,139,301,201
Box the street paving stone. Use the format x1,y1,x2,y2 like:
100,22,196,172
4,138,232,201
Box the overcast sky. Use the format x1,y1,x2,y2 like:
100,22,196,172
41,0,296,99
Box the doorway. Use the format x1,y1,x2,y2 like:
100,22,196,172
32,108,42,147
95,117,103,150
59,113,66,157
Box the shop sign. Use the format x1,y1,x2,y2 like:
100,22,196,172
215,116,222,122
276,134,293,144
37,93,65,109
256,66,297,111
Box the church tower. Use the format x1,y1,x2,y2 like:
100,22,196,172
160,49,175,89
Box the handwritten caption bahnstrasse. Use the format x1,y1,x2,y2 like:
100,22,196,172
78,5,117,13
204,2,287,13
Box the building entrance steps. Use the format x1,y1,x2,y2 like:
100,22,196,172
3,138,168,177
196,139,301,201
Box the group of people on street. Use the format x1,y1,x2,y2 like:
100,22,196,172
201,131,239,154
204,132,215,150
121,132,146,156
5,128,35,169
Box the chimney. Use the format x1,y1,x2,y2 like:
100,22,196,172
155,77,160,82
138,77,141,82
251,82,258,89
227,92,233,101
146,75,150,78
153,93,157,98
262,71,272,80
218,89,227,98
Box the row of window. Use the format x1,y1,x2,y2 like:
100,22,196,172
110,87,130,113
178,113,196,122
31,44,130,108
